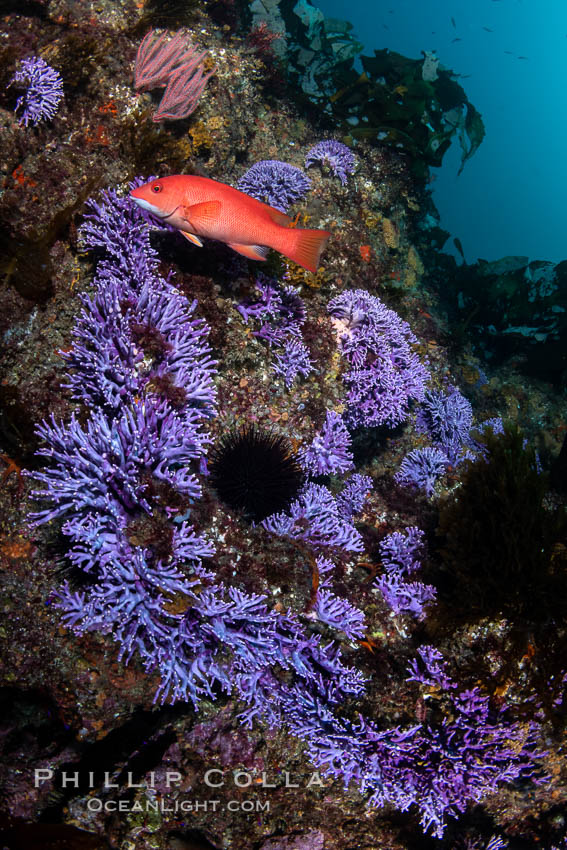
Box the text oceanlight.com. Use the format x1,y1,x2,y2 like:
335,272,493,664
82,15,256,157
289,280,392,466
87,798,270,813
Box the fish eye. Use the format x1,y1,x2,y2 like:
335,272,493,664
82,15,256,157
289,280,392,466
152,183,163,193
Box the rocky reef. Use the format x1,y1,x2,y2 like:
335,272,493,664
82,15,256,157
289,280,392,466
0,1,566,849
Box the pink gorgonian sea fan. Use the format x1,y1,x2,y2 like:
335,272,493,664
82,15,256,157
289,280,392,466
134,29,215,122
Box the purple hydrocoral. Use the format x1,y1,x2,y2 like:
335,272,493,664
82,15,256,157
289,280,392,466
66,185,217,415
298,410,354,476
237,274,312,388
313,589,365,639
395,446,449,497
416,386,474,465
305,140,356,186
375,527,436,620
79,178,162,272
9,56,63,127
328,289,429,428
335,473,373,519
237,160,311,212
63,265,217,415
272,337,314,388
469,416,505,457
262,482,364,553
379,526,425,574
238,642,541,840
30,401,206,528
236,274,282,325
237,274,306,345
27,183,218,699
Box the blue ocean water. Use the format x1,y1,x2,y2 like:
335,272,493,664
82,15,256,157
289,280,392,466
317,0,567,264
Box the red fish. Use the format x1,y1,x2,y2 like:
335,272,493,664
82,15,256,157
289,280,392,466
130,175,331,273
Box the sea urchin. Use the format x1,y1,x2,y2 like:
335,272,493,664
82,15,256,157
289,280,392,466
209,424,304,522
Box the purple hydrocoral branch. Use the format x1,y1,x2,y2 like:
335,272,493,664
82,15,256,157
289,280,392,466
305,140,356,186
237,274,311,387
379,526,425,575
375,527,436,620
79,180,162,277
236,643,542,839
262,482,364,553
63,265,216,415
406,645,455,690
395,446,449,497
237,275,306,344
30,401,205,525
313,589,365,639
236,274,281,324
376,574,436,620
298,410,354,476
69,183,217,416
237,160,311,212
416,386,474,465
9,56,63,127
155,585,366,705
335,473,373,519
328,289,429,428
272,337,314,388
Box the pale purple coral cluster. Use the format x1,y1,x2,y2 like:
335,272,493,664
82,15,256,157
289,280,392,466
272,337,313,388
313,589,365,639
375,527,437,619
395,446,449,497
305,140,356,185
298,410,353,476
416,385,474,465
66,194,216,415
335,473,373,519
396,386,504,497
241,640,541,839
237,160,311,212
28,184,221,700
237,274,313,388
9,56,63,127
262,482,364,553
328,289,430,428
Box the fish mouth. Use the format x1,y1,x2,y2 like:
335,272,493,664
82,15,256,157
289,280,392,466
130,196,174,219
130,196,182,223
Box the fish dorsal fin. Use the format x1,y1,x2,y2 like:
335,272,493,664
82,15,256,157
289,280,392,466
180,231,204,247
265,207,292,227
182,200,221,228
227,242,269,261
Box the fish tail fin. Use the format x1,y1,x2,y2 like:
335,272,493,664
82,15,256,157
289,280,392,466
284,228,331,273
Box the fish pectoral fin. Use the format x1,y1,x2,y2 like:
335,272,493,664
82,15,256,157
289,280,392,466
265,207,292,227
181,201,221,228
228,242,269,261
180,231,204,247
